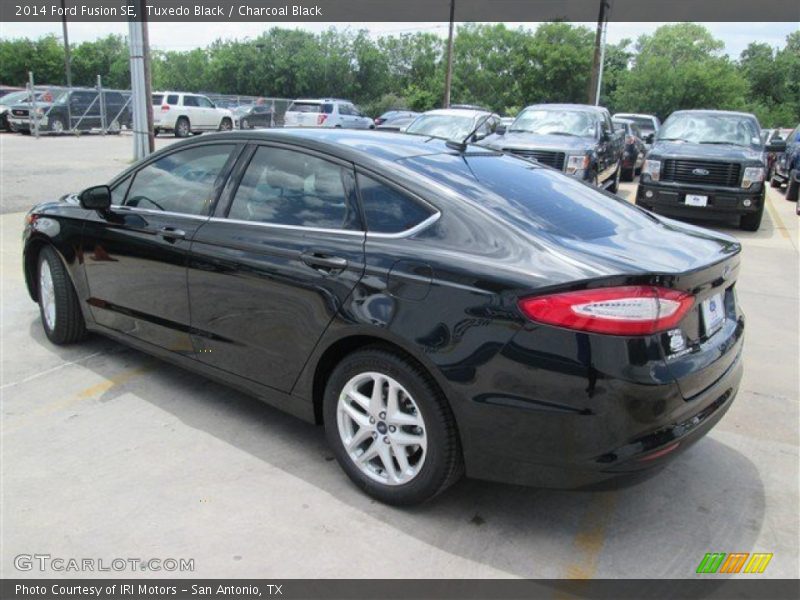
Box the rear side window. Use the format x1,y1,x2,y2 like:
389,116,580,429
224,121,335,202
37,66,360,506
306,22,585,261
322,103,334,114
288,102,322,113
357,174,434,234
227,146,360,230
125,144,235,215
166,94,179,105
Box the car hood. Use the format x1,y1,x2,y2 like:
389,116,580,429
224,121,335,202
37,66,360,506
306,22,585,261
482,132,595,153
650,140,764,163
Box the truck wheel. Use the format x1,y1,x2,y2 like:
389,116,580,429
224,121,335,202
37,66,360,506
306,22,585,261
786,170,799,202
50,117,65,133
175,117,190,138
740,205,764,232
770,175,782,188
609,163,621,194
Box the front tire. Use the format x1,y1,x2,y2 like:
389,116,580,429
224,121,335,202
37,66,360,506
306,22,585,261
740,204,764,232
218,118,232,132
786,169,799,202
49,117,65,133
37,246,87,345
324,348,462,505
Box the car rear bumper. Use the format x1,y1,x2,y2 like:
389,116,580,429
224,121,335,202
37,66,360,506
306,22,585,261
637,181,763,218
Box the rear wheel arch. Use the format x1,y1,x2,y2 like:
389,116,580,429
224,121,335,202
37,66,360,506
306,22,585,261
309,334,456,429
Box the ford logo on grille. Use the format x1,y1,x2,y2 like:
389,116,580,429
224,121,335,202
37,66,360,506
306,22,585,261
692,168,710,176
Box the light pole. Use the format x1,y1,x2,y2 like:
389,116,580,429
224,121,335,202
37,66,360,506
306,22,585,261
588,0,611,106
443,0,455,108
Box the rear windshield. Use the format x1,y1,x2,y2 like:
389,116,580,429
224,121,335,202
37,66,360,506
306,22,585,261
405,152,656,241
288,102,333,114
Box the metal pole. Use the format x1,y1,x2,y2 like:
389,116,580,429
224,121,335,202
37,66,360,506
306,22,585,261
61,0,72,130
128,19,147,160
588,0,608,105
97,75,107,134
28,72,39,139
141,2,155,153
443,0,455,108
595,10,610,106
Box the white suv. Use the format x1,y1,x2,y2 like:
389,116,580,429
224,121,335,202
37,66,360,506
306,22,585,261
152,92,234,137
283,99,374,129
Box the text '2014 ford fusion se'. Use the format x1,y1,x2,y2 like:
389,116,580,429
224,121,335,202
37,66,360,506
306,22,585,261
24,129,744,505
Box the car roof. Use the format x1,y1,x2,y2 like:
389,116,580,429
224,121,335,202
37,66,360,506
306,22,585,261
668,109,757,119
420,108,491,118
613,113,657,119
524,103,607,113
292,98,351,104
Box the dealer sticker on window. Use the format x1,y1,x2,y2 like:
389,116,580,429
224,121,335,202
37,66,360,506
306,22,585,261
701,293,725,336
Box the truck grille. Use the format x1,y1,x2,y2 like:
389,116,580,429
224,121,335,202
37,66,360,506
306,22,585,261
662,159,741,188
505,149,566,171
12,109,29,117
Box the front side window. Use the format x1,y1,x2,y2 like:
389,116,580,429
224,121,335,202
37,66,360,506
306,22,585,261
124,144,235,215
198,97,214,108
183,96,199,107
227,146,359,230
357,174,434,234
111,176,131,206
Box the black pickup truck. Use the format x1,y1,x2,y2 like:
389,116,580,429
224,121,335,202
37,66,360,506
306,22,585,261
482,103,625,192
636,110,785,231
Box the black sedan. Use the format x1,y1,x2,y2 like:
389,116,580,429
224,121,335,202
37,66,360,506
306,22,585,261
236,104,275,129
23,129,743,505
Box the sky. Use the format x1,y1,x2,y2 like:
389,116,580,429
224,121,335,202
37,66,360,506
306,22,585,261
0,21,797,57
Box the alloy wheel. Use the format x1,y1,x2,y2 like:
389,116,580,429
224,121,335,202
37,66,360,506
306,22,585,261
39,260,56,330
51,118,64,133
336,371,427,486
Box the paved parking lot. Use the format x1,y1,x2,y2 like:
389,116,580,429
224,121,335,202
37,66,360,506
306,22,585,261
1,133,798,579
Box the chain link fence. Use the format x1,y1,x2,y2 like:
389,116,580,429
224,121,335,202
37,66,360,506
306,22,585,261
205,94,294,128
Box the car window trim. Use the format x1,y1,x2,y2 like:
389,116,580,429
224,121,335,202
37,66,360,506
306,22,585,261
120,141,245,217
215,141,364,235
353,166,442,239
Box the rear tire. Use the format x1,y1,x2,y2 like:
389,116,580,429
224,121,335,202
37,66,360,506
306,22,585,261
786,170,799,202
324,347,463,505
740,205,764,232
770,175,782,188
37,246,87,345
175,117,190,138
621,166,634,182
240,118,250,130
218,118,232,132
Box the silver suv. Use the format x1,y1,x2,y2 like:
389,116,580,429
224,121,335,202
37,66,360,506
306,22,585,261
283,99,374,129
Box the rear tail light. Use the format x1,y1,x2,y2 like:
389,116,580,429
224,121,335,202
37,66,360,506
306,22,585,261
161,104,170,112
317,114,328,125
518,286,694,336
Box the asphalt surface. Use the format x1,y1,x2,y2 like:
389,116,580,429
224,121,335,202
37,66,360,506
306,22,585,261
1,132,798,579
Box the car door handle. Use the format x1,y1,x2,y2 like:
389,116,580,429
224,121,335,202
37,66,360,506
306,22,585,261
300,252,348,273
158,226,186,240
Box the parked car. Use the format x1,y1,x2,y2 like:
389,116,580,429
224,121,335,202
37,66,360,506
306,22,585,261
236,104,275,129
152,92,234,137
404,108,501,142
284,99,374,129
769,122,800,202
612,117,647,181
1,90,46,131
376,114,418,132
636,110,784,231
612,112,661,149
9,88,131,134
24,128,743,505
484,103,624,192
374,110,418,127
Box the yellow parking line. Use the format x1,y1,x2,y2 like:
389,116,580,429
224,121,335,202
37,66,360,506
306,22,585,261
765,192,790,241
562,492,618,580
2,366,150,434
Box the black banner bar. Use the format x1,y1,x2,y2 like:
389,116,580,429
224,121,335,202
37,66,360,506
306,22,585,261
1,0,799,23
3,579,800,600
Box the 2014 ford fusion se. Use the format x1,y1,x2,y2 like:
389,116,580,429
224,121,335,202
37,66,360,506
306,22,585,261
23,129,744,505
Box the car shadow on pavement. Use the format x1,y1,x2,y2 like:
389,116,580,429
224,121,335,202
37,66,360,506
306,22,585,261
51,332,767,579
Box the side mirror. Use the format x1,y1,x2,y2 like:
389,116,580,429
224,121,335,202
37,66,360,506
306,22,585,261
79,185,112,211
495,124,507,135
766,139,787,153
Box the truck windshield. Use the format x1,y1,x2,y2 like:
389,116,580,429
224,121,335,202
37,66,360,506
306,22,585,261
658,113,760,147
510,109,597,137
